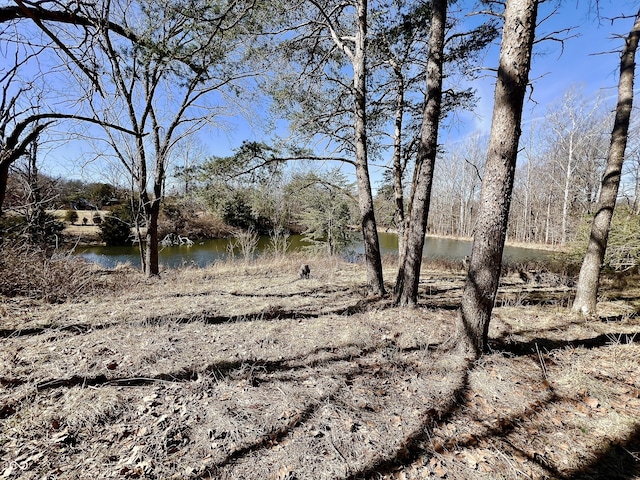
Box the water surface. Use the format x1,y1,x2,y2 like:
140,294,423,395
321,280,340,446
78,232,550,269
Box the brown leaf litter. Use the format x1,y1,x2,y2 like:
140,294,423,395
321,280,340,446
1,256,639,479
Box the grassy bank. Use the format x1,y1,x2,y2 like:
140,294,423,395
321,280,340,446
1,255,639,479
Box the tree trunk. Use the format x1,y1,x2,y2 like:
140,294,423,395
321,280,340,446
634,153,640,214
144,204,160,277
561,138,574,245
524,158,531,242
354,0,385,295
572,10,640,316
0,161,9,216
393,71,407,272
395,0,446,307
457,0,538,357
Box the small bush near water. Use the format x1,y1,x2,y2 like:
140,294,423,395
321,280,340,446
561,206,640,274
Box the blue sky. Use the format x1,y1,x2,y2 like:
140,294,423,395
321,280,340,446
235,0,640,181
28,0,640,185
442,0,639,145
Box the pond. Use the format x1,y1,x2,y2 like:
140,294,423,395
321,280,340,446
77,232,551,269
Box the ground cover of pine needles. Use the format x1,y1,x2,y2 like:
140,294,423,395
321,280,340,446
1,255,639,479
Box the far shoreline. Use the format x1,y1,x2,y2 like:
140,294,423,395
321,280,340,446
63,227,565,254
380,229,565,253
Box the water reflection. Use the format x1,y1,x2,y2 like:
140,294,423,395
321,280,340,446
78,232,550,269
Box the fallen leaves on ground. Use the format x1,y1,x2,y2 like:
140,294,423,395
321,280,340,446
1,257,640,479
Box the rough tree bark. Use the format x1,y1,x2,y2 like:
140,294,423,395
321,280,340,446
392,65,407,272
353,0,385,295
395,0,446,306
572,10,640,316
457,0,538,357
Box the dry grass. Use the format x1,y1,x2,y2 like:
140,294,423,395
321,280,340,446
1,255,639,479
0,245,115,303
51,210,105,244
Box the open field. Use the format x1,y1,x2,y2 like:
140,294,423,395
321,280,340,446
1,256,640,479
51,210,105,244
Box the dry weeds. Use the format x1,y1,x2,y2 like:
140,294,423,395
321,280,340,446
1,255,639,479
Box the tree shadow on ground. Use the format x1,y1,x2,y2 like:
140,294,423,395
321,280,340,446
5,279,639,479
341,346,640,480
563,424,640,479
186,341,467,479
165,274,638,478
333,291,640,480
598,311,640,322
340,373,473,480
492,331,640,356
340,355,557,479
27,343,376,392
0,291,380,339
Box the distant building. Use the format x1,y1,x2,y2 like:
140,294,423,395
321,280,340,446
70,198,97,210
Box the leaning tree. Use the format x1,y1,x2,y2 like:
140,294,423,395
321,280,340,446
393,0,447,306
572,9,640,316
367,0,498,306
456,0,539,357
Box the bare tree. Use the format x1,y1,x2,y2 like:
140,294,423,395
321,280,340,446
544,87,608,245
1,0,138,94
86,0,258,277
432,136,485,237
572,9,640,316
0,0,150,215
0,58,50,215
0,49,138,216
456,0,538,357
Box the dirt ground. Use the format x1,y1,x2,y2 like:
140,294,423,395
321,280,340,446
1,255,639,479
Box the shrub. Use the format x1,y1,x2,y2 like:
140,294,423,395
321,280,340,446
222,193,254,230
0,215,27,242
65,210,79,224
561,206,640,274
0,244,97,303
268,227,290,256
92,213,102,225
0,212,64,249
99,214,132,246
33,212,64,247
184,214,232,238
229,228,259,262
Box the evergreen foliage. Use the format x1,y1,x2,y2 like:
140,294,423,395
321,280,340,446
566,206,640,272
65,210,79,224
296,170,357,255
221,192,255,230
30,211,64,247
0,213,63,248
99,212,132,246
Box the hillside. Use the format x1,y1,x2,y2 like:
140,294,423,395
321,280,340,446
1,256,639,479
